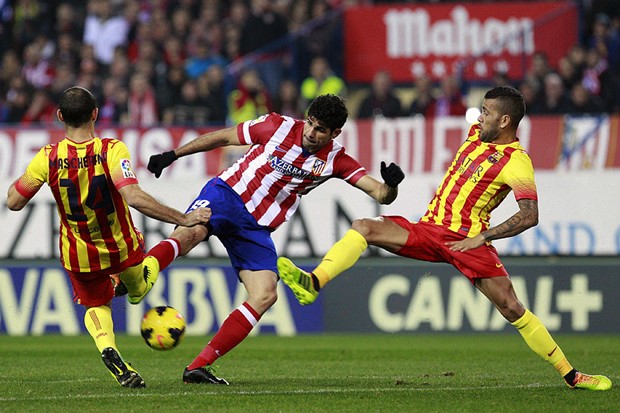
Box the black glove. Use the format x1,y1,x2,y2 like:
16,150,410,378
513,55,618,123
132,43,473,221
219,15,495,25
380,161,404,188
148,150,178,178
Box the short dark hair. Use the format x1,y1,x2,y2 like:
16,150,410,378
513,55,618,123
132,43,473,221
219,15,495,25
59,86,97,127
484,86,525,128
307,94,348,131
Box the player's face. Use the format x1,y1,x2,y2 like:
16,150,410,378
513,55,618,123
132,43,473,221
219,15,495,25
303,116,340,153
478,99,504,143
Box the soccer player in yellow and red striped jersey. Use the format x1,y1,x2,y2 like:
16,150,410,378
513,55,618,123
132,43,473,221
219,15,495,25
6,86,211,388
278,86,611,391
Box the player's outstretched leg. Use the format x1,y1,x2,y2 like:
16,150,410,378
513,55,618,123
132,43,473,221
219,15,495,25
183,366,229,385
126,256,160,305
567,372,612,391
277,257,319,305
101,347,146,388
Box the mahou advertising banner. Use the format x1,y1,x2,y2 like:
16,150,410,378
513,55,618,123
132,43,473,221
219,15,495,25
344,2,578,82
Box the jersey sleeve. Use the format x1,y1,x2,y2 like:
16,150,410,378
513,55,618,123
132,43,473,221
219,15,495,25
333,150,368,185
502,149,538,201
14,146,49,199
106,139,139,190
237,113,283,146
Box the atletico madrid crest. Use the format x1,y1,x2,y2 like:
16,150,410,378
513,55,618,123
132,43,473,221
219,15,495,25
311,159,326,176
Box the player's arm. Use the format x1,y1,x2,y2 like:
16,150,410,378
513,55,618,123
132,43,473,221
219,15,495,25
6,181,33,211
148,126,239,178
354,161,404,204
118,183,211,227
354,175,398,204
447,198,539,252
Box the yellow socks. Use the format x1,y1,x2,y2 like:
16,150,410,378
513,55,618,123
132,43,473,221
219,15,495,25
84,306,116,353
313,229,368,288
512,309,573,376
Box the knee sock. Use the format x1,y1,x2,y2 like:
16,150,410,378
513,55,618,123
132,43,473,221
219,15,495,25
187,302,260,370
146,238,181,270
313,229,368,288
511,309,574,377
84,306,116,353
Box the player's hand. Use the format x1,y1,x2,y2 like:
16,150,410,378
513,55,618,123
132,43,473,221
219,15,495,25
181,207,211,227
148,150,178,178
380,161,404,188
446,234,486,252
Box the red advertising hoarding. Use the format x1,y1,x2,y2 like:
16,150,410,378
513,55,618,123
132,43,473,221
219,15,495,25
1,115,619,182
344,2,578,83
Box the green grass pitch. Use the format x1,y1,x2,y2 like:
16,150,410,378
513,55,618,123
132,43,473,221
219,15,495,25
0,334,617,412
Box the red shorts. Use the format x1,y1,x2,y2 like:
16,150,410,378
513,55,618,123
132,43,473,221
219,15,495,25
67,247,145,307
385,216,509,283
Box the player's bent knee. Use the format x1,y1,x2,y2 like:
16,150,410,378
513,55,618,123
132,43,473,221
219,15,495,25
351,218,373,238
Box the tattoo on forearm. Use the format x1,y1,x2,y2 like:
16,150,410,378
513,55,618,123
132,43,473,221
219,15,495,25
483,199,538,241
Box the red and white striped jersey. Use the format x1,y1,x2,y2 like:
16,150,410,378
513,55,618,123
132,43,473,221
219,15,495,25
220,113,367,230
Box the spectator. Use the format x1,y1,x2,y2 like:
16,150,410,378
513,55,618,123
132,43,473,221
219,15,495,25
53,32,81,71
538,72,572,114
427,75,467,117
83,0,130,66
163,78,209,126
21,42,55,89
50,63,77,102
408,74,435,117
227,67,271,125
519,78,543,115
301,56,346,105
156,64,187,121
567,83,606,114
272,78,304,119
3,80,31,124
525,51,553,101
122,71,159,126
239,0,289,96
0,50,22,91
55,1,84,40
162,35,186,68
21,89,56,125
98,77,124,125
582,47,617,112
169,6,193,44
196,68,228,125
203,64,228,124
356,70,402,119
557,56,580,91
184,39,228,79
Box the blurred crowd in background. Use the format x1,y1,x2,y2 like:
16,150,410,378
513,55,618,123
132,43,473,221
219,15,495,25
0,0,618,128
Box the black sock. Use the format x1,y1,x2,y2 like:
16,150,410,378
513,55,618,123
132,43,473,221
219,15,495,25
311,273,321,291
563,369,577,385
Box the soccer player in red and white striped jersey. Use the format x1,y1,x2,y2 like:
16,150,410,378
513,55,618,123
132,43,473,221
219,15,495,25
146,94,404,384
278,87,611,391
6,86,211,388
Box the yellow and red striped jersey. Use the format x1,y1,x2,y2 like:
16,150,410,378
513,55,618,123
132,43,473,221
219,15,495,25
421,124,537,237
14,137,142,273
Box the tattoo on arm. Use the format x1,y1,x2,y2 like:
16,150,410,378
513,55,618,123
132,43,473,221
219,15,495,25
482,199,538,241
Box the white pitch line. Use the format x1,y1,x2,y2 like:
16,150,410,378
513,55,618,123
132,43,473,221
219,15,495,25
0,383,561,402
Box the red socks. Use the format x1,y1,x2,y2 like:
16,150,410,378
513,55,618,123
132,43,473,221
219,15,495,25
146,238,180,270
187,302,260,370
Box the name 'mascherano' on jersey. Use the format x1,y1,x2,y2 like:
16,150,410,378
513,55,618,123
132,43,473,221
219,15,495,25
421,123,538,237
14,137,143,273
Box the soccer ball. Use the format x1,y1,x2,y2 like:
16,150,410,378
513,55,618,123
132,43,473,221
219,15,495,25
140,306,186,351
